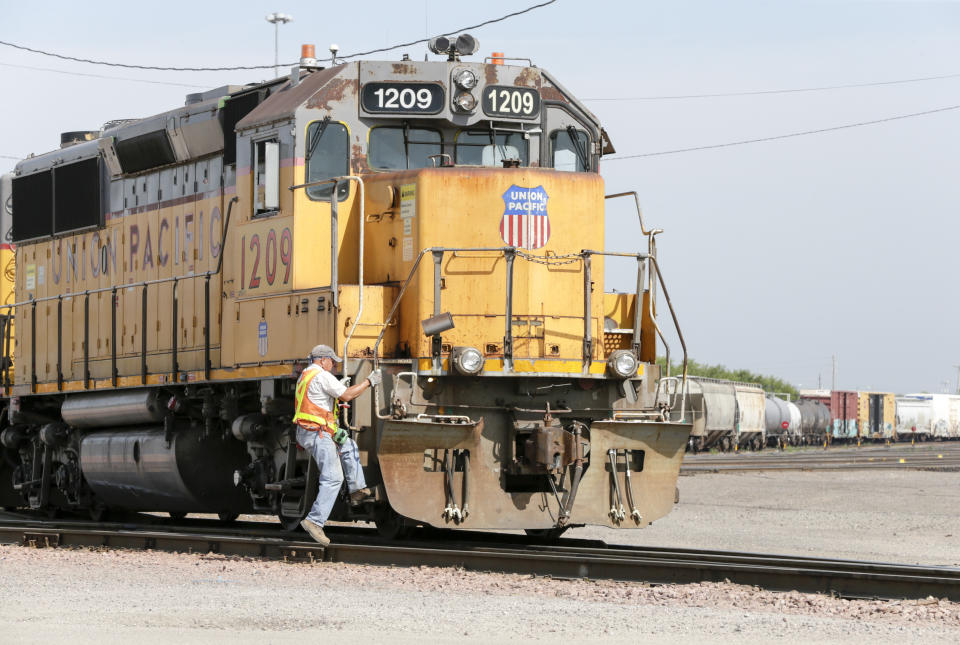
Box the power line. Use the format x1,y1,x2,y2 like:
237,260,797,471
0,0,557,72
0,61,207,88
583,71,960,101
6,103,955,163
337,0,557,61
602,103,960,161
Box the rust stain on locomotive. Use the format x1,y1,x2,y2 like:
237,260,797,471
513,67,541,89
539,86,568,103
351,142,370,175
307,78,357,111
391,63,418,76
484,64,500,87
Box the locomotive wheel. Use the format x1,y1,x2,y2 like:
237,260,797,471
374,504,410,540
217,512,239,523
277,509,306,532
168,511,187,521
524,526,569,541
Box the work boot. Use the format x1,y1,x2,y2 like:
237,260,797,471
349,487,373,505
300,519,331,546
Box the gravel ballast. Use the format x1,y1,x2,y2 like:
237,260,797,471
0,469,957,643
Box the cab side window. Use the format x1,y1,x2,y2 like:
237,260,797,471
368,126,442,170
305,120,349,201
254,139,279,215
550,128,590,172
455,131,529,167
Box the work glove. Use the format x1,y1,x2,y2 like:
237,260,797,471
333,428,349,445
366,369,383,387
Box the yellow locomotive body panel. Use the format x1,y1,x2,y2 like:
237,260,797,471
360,168,607,365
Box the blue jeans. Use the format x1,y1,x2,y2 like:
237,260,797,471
296,427,367,527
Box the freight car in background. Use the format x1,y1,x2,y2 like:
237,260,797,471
686,377,737,452
895,393,960,441
858,391,896,440
734,382,766,450
764,395,798,448
795,398,831,445
830,390,860,440
685,377,764,452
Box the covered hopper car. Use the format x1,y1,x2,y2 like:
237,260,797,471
896,394,960,441
0,38,692,536
685,377,763,452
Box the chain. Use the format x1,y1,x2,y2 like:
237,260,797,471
515,250,584,266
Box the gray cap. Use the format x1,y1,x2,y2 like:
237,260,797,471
309,344,342,362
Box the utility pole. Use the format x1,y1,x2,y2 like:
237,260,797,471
266,12,293,78
832,354,837,392
953,364,960,394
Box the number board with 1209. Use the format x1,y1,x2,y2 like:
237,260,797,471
361,82,445,114
481,86,540,120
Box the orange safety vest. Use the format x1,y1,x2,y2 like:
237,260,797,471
292,367,339,434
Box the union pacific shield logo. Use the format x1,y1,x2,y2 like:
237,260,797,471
500,185,550,250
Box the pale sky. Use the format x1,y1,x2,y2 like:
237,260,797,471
2,0,957,394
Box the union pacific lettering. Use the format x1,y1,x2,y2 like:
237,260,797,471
50,207,222,285
506,189,547,212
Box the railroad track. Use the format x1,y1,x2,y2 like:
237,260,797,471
0,513,957,602
682,444,960,473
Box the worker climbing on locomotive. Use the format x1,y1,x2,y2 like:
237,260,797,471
294,344,381,545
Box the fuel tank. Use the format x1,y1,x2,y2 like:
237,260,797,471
79,426,251,513
62,390,167,428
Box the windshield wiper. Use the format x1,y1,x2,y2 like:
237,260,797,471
306,116,332,160
566,125,589,171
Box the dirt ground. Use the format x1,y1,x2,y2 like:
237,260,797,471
572,468,960,567
0,469,957,644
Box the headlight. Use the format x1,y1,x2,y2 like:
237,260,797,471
607,350,638,378
453,69,478,89
451,346,484,375
453,90,477,113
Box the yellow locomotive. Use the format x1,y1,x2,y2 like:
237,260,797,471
0,36,691,536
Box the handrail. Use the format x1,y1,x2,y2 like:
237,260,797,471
371,246,515,368
0,195,238,393
1,196,240,312
648,255,688,421
333,177,365,373
604,191,663,245
288,175,367,368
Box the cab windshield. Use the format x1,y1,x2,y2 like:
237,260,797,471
368,126,442,170
455,131,529,167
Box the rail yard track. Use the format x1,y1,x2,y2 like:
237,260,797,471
0,512,957,602
682,442,960,473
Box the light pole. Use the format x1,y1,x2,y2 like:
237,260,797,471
265,12,293,77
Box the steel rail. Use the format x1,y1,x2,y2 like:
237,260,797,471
682,445,960,472
0,515,956,601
